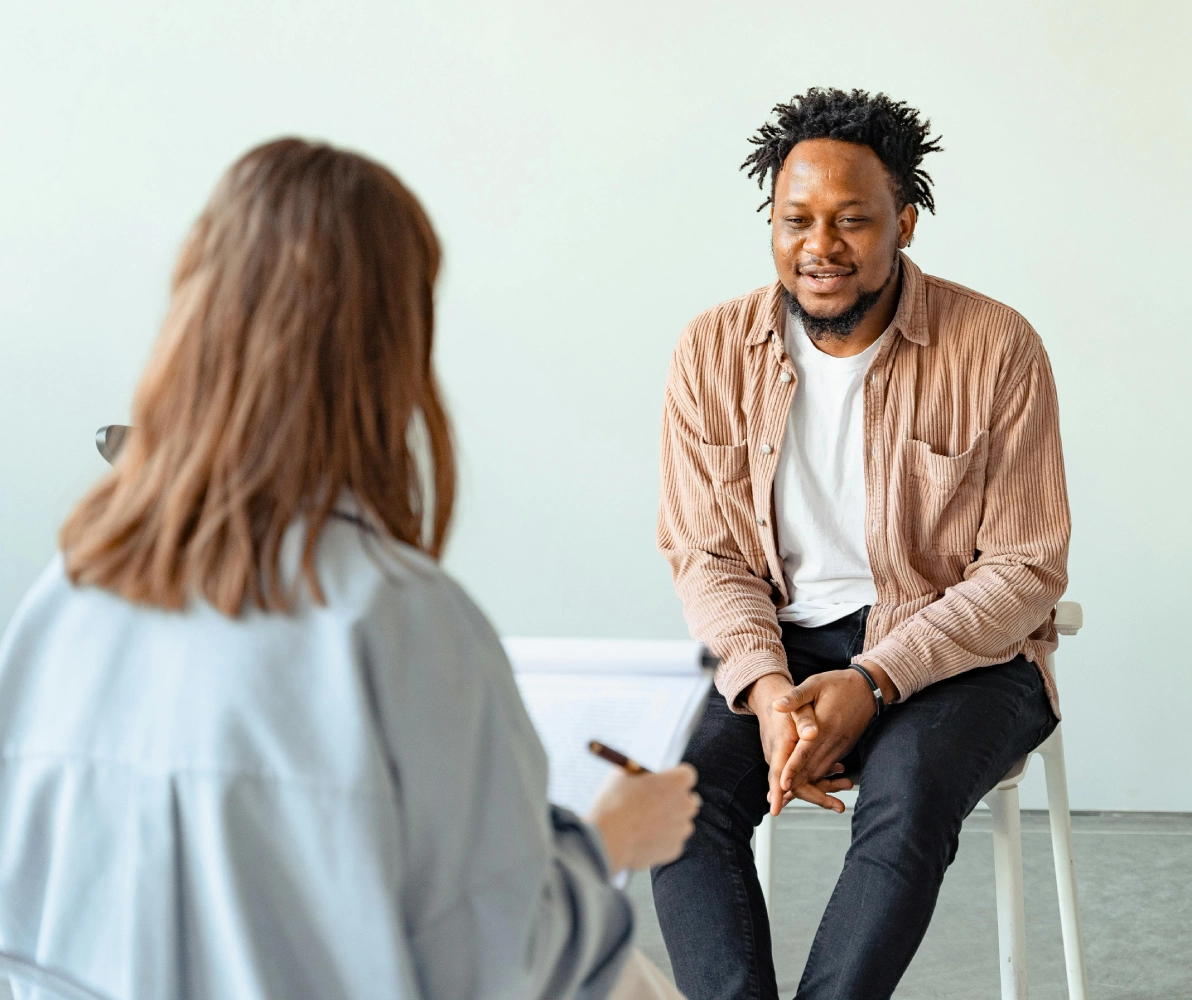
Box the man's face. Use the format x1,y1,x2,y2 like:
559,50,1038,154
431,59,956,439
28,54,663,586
770,138,916,325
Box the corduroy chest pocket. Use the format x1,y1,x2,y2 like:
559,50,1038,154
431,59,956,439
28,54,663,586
903,430,989,557
699,441,765,557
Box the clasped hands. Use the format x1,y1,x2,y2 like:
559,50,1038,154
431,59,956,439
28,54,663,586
746,664,898,816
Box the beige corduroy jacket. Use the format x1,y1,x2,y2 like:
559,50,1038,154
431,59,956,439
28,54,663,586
658,254,1070,717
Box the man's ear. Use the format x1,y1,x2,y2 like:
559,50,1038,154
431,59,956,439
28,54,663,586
899,204,918,249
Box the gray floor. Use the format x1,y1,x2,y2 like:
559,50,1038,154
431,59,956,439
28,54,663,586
625,809,1192,1000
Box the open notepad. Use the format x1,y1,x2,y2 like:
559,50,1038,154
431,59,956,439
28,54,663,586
504,637,715,817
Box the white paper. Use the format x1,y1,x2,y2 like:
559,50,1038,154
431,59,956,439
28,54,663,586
505,637,713,816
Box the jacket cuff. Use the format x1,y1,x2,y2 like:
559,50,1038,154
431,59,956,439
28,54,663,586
852,635,929,702
717,651,792,715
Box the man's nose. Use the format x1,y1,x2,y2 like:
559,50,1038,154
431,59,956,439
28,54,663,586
801,221,843,260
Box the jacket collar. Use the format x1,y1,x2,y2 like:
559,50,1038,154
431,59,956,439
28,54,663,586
746,252,929,348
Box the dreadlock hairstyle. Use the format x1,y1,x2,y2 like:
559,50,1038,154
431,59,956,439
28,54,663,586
741,88,944,214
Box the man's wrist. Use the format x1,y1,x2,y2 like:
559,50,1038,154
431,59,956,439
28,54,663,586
858,660,898,705
744,672,795,715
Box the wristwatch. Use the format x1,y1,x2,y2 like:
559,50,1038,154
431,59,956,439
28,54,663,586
848,663,887,717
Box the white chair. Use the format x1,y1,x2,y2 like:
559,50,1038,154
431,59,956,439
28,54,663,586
753,600,1089,1000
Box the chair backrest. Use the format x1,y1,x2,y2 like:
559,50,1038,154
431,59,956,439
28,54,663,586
94,425,130,464
0,952,115,1000
1047,600,1083,684
1054,601,1083,637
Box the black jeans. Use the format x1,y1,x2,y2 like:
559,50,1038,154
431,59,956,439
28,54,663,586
650,609,1057,1000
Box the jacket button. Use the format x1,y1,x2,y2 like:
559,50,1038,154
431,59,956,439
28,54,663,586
779,371,792,383
756,517,765,526
760,444,773,454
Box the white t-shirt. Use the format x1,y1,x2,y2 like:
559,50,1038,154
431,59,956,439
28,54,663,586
774,312,883,627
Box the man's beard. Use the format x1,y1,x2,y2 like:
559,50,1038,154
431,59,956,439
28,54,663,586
783,254,899,343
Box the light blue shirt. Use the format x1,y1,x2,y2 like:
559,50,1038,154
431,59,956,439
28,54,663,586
0,513,631,999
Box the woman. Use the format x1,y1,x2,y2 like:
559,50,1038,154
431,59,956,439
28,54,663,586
0,139,698,1000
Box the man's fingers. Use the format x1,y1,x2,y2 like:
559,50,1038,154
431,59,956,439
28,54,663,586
779,740,816,791
813,776,853,793
767,757,785,817
793,703,819,740
772,677,820,714
792,783,847,814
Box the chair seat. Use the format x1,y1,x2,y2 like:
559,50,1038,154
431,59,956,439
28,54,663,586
997,753,1031,789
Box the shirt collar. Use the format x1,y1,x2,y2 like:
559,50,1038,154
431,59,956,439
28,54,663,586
891,252,929,346
746,251,929,348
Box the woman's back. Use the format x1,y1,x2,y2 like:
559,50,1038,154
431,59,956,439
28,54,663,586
0,513,629,999
0,138,700,1000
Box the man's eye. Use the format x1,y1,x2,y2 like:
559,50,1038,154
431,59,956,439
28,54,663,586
841,217,867,225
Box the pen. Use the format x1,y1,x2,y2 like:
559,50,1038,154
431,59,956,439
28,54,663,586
588,740,651,775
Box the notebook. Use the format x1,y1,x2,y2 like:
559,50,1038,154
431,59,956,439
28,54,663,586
504,637,715,817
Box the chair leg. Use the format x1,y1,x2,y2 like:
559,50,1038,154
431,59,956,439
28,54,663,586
988,785,1029,1000
754,812,775,922
1041,728,1090,1000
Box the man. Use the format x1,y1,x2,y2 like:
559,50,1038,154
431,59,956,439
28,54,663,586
652,88,1069,1000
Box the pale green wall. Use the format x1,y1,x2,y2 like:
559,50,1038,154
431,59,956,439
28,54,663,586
1,0,1189,810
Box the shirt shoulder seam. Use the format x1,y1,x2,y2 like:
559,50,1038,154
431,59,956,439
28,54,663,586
681,285,774,348
921,273,1035,332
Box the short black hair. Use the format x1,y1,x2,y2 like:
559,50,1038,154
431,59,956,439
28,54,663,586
741,87,943,214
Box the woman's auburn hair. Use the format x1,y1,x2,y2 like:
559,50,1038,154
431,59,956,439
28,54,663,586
61,138,455,615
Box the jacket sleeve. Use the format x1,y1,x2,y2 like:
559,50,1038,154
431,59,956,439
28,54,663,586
407,801,633,1000
657,332,790,712
364,568,632,1000
857,332,1071,701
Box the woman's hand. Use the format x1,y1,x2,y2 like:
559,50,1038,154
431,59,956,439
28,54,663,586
588,764,701,873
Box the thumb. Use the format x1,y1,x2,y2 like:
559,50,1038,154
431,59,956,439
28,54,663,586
772,677,821,714
792,703,819,740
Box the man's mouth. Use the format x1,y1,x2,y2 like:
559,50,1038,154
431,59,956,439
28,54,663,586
799,266,855,293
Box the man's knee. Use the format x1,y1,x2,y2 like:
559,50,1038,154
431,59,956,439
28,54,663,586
848,723,980,876
850,773,966,876
849,657,1055,856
